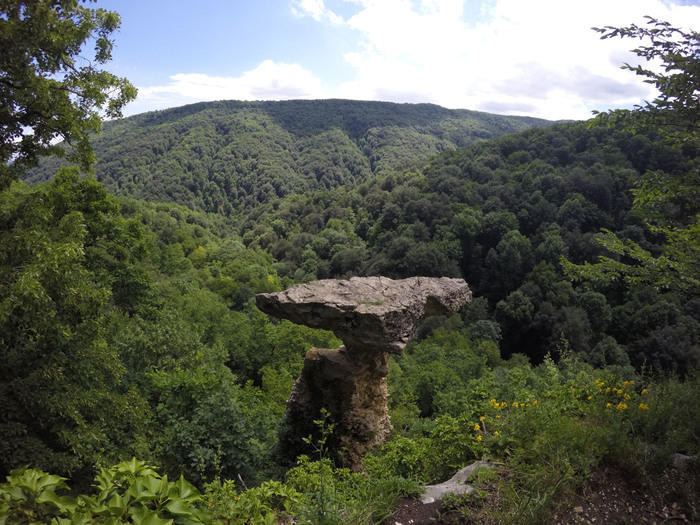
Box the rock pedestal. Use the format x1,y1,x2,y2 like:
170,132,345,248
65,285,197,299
256,276,471,468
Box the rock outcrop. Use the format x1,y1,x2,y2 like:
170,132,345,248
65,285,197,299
256,277,471,468
421,460,493,503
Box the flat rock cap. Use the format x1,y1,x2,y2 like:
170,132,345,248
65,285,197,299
256,276,471,353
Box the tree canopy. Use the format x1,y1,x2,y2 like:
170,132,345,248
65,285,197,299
0,0,136,188
24,99,554,213
565,17,700,295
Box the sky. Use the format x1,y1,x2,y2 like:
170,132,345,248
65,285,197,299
97,0,700,121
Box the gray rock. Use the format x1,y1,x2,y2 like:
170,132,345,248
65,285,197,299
256,276,472,354
421,460,493,504
256,276,472,469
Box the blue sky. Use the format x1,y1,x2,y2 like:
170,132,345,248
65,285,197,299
98,0,700,121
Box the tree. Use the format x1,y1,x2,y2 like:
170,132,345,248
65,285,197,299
0,0,137,187
564,17,700,294
0,170,149,478
593,17,700,145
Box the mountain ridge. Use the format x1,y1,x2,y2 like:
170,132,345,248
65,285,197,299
26,99,559,214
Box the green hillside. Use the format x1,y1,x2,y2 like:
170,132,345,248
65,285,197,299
25,99,554,214
237,120,700,374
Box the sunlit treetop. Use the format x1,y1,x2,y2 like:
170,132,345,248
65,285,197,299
0,0,137,187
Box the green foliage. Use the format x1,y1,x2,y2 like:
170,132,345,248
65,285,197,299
0,170,150,478
381,354,700,523
148,366,279,487
24,95,698,372
26,100,552,212
390,328,489,418
2,365,696,524
90,459,207,524
0,459,208,524
4,26,700,521
0,0,137,186
204,478,304,525
566,17,700,295
563,226,699,293
285,455,421,525
224,118,698,371
592,17,700,146
0,466,73,524
365,414,487,484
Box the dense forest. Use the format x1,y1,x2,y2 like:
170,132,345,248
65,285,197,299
26,99,553,213
239,121,700,372
2,3,699,523
4,107,699,523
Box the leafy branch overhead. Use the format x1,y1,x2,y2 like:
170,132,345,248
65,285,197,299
0,0,137,187
592,16,700,146
566,17,700,295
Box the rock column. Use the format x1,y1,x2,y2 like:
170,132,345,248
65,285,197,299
256,276,471,468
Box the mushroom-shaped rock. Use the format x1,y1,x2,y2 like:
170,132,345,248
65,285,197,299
256,276,472,354
256,277,472,469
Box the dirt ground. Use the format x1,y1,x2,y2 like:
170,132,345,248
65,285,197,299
382,463,699,525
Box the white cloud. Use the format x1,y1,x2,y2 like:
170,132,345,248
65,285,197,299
128,60,324,116
318,0,700,119
291,0,344,25
128,0,700,120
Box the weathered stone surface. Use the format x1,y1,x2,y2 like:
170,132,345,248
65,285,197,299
420,460,493,503
280,345,393,469
256,276,472,354
255,276,472,469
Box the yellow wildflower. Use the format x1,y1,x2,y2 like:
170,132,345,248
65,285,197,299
587,396,592,401
533,400,539,406
606,387,611,394
494,431,500,437
641,389,648,396
512,402,518,407
480,416,485,422
624,393,631,401
639,403,649,412
606,403,612,408
495,414,501,419
474,423,480,431
476,435,482,442
616,402,627,412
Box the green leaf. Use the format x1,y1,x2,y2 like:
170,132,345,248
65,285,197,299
35,491,77,514
164,499,190,516
131,507,173,525
171,477,200,502
106,492,127,512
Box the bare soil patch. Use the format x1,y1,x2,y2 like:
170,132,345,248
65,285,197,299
382,463,699,525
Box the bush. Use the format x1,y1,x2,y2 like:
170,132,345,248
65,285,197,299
0,459,208,524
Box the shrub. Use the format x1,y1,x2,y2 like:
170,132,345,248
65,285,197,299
0,459,208,524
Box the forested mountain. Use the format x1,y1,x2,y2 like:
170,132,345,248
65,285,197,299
5,104,700,522
239,120,700,373
4,2,700,520
25,99,554,213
